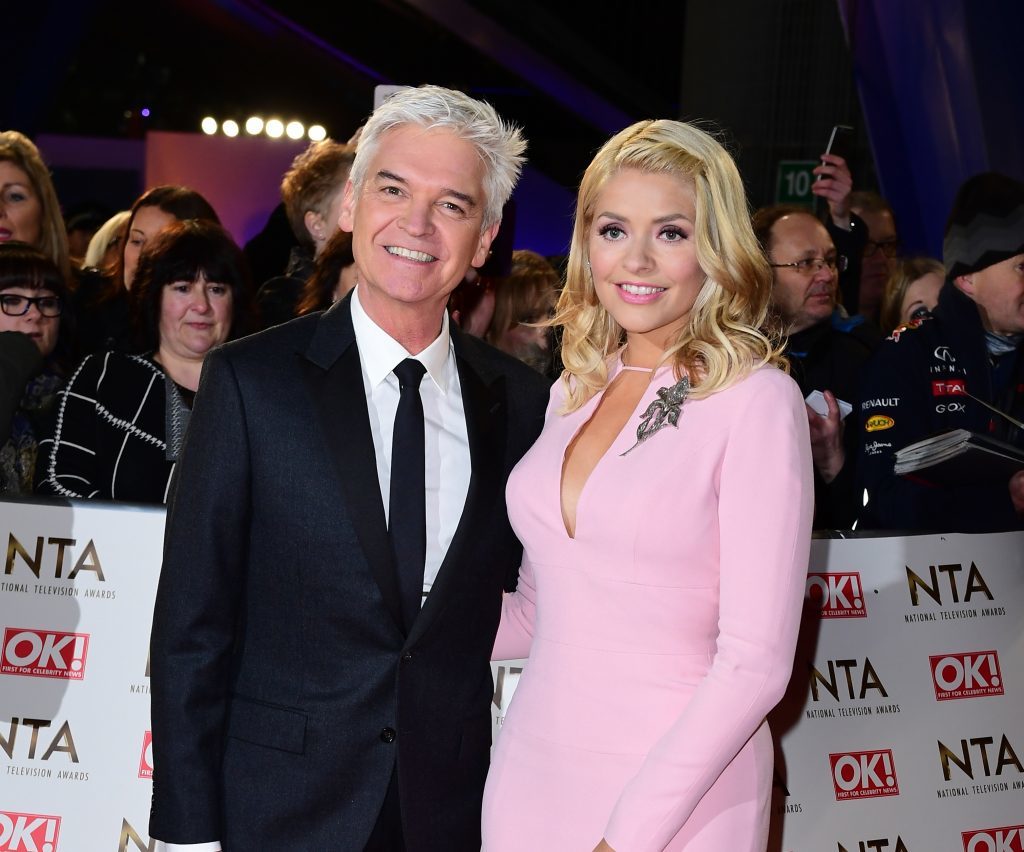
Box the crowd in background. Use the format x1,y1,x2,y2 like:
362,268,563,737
2,120,1022,533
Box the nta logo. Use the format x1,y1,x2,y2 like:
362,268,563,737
906,562,992,606
939,734,1023,781
811,658,888,702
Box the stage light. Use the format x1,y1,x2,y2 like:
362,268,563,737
222,120,240,138
201,117,218,135
308,124,327,142
286,121,305,140
245,117,264,135
265,119,284,139
141,108,151,118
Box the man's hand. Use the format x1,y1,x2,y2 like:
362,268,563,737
1010,470,1024,514
812,154,853,230
806,391,845,483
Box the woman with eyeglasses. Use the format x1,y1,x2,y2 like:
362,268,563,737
0,242,74,494
37,220,250,504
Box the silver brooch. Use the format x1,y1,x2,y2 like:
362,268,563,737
620,375,690,456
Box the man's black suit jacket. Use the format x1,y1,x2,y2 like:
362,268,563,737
149,296,549,849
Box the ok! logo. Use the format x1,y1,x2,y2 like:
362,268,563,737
139,731,154,779
930,651,1004,701
962,825,1024,852
0,811,60,852
829,749,899,800
806,572,867,618
0,628,89,681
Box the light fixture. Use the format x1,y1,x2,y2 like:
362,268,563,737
222,119,240,138
308,124,327,142
286,121,305,140
265,119,284,139
201,117,218,135
245,116,264,135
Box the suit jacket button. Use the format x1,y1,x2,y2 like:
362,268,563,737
401,652,413,661
380,727,396,743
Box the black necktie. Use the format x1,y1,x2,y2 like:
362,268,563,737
389,358,428,633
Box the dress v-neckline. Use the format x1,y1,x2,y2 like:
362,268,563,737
558,360,672,540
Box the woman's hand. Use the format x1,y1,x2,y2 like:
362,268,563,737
593,840,617,852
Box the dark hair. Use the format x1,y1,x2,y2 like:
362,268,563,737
296,229,355,315
849,190,895,218
0,241,75,372
116,185,220,293
751,204,819,254
130,220,251,351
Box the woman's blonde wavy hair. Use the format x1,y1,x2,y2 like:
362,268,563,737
555,119,786,412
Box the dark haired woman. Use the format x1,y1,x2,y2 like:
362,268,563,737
0,242,74,494
37,219,249,503
73,185,221,356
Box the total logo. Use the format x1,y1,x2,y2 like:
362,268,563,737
930,651,1004,701
933,379,967,396
829,749,899,800
1,629,89,681
963,826,1024,852
138,731,153,779
0,811,60,852
807,573,867,618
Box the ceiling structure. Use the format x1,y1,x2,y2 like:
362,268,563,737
16,0,690,193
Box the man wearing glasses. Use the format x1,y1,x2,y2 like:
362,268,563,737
849,191,900,324
753,206,881,530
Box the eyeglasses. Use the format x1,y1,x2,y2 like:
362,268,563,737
769,255,848,275
0,294,63,317
864,238,900,258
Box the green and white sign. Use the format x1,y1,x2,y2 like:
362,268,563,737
775,160,817,207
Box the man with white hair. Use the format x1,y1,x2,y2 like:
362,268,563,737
149,85,550,851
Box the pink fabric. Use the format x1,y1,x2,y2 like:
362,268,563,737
483,362,813,851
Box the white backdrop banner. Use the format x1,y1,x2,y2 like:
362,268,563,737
1,498,161,852
2,499,1022,851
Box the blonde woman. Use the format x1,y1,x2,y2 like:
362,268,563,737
483,120,814,851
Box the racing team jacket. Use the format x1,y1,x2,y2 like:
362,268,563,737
857,281,1024,532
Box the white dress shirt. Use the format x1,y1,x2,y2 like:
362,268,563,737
157,287,471,851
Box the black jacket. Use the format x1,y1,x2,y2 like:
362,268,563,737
149,296,550,849
786,311,881,529
857,281,1024,532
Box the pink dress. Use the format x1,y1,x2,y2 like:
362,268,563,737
482,361,813,851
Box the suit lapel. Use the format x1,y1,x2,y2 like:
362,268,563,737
301,298,405,635
408,328,506,646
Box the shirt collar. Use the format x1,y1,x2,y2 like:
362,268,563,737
350,285,453,393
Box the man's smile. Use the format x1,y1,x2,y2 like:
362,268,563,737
386,245,437,263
